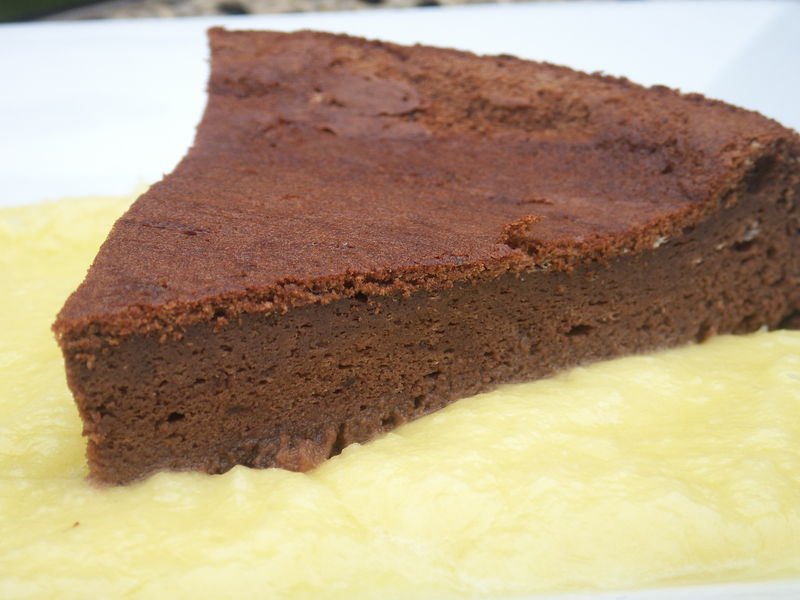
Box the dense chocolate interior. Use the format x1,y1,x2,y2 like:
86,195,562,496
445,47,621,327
65,166,799,484
54,30,800,484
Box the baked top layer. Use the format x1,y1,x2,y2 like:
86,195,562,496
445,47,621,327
54,28,797,338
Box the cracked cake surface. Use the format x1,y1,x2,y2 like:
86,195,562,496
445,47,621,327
54,29,800,484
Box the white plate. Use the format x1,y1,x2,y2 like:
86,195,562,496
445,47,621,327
1,2,799,597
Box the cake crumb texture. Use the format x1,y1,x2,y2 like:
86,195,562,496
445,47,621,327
50,30,800,484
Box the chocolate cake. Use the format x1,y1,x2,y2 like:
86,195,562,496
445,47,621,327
53,29,800,485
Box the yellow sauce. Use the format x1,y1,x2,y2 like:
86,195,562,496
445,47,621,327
1,195,799,599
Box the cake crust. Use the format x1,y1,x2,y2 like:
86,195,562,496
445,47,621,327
54,29,800,484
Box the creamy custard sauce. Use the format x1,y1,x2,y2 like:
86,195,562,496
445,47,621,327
1,196,800,599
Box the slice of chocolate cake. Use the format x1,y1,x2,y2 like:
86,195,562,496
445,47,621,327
53,29,800,485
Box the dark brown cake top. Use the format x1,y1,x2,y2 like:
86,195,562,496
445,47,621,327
55,29,797,338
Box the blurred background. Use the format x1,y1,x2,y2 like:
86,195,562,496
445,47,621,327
3,0,577,21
